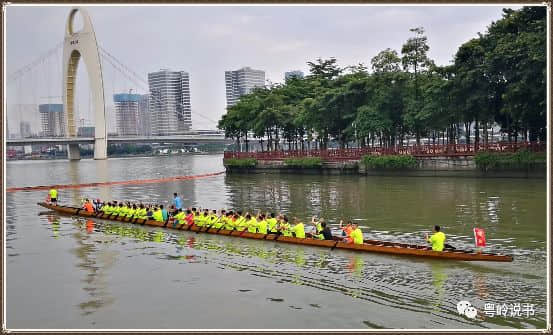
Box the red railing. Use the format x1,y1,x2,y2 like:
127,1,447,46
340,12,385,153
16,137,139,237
223,142,546,161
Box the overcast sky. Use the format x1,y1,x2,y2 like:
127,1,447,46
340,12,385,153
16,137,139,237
6,5,521,134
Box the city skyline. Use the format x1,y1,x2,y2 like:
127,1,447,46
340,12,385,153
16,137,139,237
6,5,520,134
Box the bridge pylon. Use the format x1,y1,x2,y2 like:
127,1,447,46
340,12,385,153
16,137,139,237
62,7,107,160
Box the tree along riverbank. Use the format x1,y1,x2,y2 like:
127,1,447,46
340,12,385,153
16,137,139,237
223,152,546,178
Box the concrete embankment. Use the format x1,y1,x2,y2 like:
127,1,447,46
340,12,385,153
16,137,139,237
224,156,546,178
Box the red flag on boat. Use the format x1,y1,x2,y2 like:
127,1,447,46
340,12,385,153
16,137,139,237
474,228,486,247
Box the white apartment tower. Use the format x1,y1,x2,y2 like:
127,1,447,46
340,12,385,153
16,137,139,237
114,93,141,136
225,67,265,108
148,69,192,135
39,104,66,137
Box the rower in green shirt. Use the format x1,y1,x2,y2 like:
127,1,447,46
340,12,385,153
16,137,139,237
426,225,446,251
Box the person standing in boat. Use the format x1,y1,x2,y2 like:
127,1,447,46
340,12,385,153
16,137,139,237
48,188,58,205
426,225,446,251
173,193,183,211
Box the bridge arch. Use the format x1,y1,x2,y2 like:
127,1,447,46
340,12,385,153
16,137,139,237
62,7,107,160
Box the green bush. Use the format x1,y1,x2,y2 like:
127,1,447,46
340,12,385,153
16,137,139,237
224,158,258,167
284,157,323,168
474,150,546,171
361,155,418,169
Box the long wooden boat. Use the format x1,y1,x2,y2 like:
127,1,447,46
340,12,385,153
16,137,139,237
37,202,513,262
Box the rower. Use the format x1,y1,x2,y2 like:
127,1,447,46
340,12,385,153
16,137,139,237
257,214,268,234
159,205,168,223
267,213,278,234
340,220,354,243
213,210,226,229
49,188,58,205
83,199,94,213
176,208,186,222
280,216,292,237
152,207,164,222
311,216,323,239
195,209,207,227
224,212,236,230
209,210,223,228
246,214,257,233
236,212,248,232
127,204,136,219
319,221,334,240
185,209,195,226
426,225,446,252
349,223,364,244
291,217,305,238
93,199,102,212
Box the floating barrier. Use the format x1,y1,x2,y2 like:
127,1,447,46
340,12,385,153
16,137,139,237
7,171,225,193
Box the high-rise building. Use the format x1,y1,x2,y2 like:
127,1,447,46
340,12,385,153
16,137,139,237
138,94,151,136
19,121,32,138
148,69,192,135
114,93,141,136
285,70,304,81
39,104,66,137
225,67,265,108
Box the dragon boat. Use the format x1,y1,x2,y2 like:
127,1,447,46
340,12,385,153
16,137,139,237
37,202,514,262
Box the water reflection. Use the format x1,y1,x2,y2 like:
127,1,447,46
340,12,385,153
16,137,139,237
429,261,448,312
64,216,546,328
68,218,117,316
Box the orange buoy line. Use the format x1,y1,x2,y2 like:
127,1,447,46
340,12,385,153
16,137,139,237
6,171,226,193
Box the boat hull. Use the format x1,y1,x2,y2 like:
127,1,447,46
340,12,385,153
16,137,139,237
37,202,513,262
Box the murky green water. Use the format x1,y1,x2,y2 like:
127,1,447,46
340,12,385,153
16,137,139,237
5,155,547,329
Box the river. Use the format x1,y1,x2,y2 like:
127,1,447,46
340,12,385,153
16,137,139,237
5,154,547,329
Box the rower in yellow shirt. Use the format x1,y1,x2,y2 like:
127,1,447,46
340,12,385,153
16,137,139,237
267,213,278,233
236,213,248,232
257,214,268,234
279,216,292,237
291,217,305,239
426,225,446,251
152,207,164,222
246,214,258,233
349,223,364,244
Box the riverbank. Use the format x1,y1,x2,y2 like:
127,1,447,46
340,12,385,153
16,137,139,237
224,156,546,178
